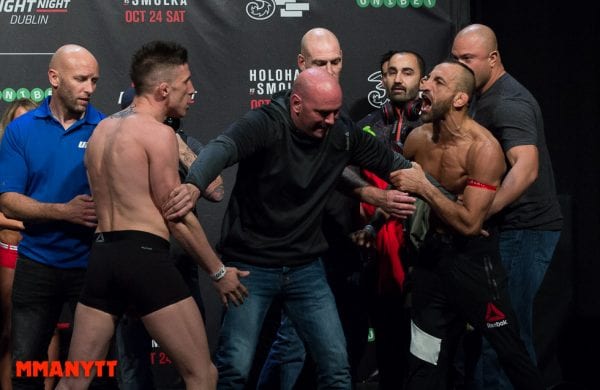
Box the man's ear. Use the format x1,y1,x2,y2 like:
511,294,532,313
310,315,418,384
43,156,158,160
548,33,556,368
290,93,302,115
48,68,59,88
453,91,469,109
297,54,306,71
158,82,169,99
488,50,499,68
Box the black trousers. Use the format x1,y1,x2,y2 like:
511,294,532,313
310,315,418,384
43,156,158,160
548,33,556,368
404,231,544,390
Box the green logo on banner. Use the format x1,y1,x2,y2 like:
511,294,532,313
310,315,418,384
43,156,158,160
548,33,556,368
1,88,51,103
357,0,436,8
2,88,16,102
16,88,31,99
31,88,50,102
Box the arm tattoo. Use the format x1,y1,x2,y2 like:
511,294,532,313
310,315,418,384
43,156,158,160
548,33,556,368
177,135,197,169
179,145,196,168
205,184,225,201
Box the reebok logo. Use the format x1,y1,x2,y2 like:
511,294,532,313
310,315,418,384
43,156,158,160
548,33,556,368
485,302,508,329
485,302,505,322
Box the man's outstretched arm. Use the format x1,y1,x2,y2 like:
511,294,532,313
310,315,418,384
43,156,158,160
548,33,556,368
151,128,248,307
164,134,239,219
338,166,416,219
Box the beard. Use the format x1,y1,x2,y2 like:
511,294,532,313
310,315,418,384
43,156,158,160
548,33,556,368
388,86,419,106
421,95,452,123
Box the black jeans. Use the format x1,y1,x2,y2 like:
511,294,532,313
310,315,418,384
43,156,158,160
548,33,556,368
405,231,544,390
11,256,85,389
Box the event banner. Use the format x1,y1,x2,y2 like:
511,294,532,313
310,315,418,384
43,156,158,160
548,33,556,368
1,0,468,134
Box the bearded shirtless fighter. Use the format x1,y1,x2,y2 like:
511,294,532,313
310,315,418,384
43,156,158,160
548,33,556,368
389,60,543,390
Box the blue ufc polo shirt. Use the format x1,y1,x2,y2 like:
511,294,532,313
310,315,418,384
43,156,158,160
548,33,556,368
0,96,105,269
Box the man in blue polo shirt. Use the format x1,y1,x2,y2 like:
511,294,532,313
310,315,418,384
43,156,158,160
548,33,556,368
0,44,103,389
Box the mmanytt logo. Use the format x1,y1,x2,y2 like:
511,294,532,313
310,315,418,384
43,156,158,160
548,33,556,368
356,0,436,9
485,302,508,329
15,360,117,378
246,0,309,20
366,70,388,108
1,87,51,103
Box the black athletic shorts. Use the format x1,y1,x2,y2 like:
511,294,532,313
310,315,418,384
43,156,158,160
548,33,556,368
80,230,191,317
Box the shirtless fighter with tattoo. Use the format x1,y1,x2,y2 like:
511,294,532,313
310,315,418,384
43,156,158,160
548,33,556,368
56,41,248,390
389,60,544,390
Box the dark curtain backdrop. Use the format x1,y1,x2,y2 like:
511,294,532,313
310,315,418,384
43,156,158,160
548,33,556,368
470,2,600,388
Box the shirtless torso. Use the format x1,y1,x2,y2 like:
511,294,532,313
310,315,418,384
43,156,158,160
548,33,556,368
406,121,502,194
85,106,178,240
394,117,505,236
391,62,505,236
84,92,246,307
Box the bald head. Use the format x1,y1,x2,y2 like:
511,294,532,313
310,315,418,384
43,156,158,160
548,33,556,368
290,68,342,139
48,44,99,118
298,27,343,79
455,24,498,53
50,44,97,72
293,67,341,97
452,24,504,93
300,28,339,55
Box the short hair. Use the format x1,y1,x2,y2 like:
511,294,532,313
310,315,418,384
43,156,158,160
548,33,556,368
380,50,399,71
380,50,426,77
0,98,38,139
129,41,188,95
443,59,476,99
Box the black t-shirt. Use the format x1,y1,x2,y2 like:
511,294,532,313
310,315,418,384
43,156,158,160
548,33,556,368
186,92,411,266
472,73,562,231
